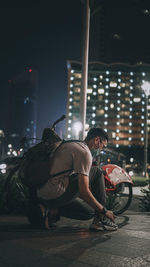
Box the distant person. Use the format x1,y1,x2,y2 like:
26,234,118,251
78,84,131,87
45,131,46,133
36,127,118,231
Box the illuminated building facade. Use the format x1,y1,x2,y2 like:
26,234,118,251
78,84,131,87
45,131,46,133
7,68,39,151
66,61,150,150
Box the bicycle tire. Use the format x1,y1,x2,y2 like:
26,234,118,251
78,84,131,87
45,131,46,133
106,182,133,215
5,165,29,214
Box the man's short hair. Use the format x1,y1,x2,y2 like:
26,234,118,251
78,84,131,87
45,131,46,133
86,127,108,141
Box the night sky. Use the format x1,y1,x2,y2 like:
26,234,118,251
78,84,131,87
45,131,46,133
1,0,150,138
0,1,83,137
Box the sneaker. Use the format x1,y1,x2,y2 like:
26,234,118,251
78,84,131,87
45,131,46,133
101,217,118,231
90,218,104,231
90,217,118,231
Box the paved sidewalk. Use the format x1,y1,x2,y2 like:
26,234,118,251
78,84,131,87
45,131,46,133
0,200,150,267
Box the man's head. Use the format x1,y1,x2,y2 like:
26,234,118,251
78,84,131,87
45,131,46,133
85,127,108,150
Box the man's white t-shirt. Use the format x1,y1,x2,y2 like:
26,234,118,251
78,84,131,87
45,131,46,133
37,141,92,200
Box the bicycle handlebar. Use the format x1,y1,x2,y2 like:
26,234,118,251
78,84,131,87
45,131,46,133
52,114,66,129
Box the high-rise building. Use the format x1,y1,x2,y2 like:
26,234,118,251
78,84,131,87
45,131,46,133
66,61,150,153
7,68,39,151
89,0,150,64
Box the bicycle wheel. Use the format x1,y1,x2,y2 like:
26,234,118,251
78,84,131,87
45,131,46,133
5,165,29,214
106,182,133,215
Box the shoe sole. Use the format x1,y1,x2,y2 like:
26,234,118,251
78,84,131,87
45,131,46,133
103,225,118,231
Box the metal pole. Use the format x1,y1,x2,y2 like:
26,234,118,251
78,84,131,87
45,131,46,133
80,0,90,140
144,96,148,177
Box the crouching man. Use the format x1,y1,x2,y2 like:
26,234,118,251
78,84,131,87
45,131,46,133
37,127,118,231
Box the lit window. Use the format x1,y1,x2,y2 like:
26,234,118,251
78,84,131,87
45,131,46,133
130,72,133,75
106,71,109,75
98,88,104,94
112,132,116,138
110,103,114,108
93,84,97,88
70,77,74,80
110,81,117,87
118,71,122,75
142,72,146,76
87,88,93,94
120,83,126,88
85,124,89,130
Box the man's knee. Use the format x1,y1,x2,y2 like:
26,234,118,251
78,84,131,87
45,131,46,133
90,166,103,179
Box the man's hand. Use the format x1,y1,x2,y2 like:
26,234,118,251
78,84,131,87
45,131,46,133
105,210,115,222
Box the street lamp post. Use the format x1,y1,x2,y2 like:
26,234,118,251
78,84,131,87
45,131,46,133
80,0,90,140
141,81,150,177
